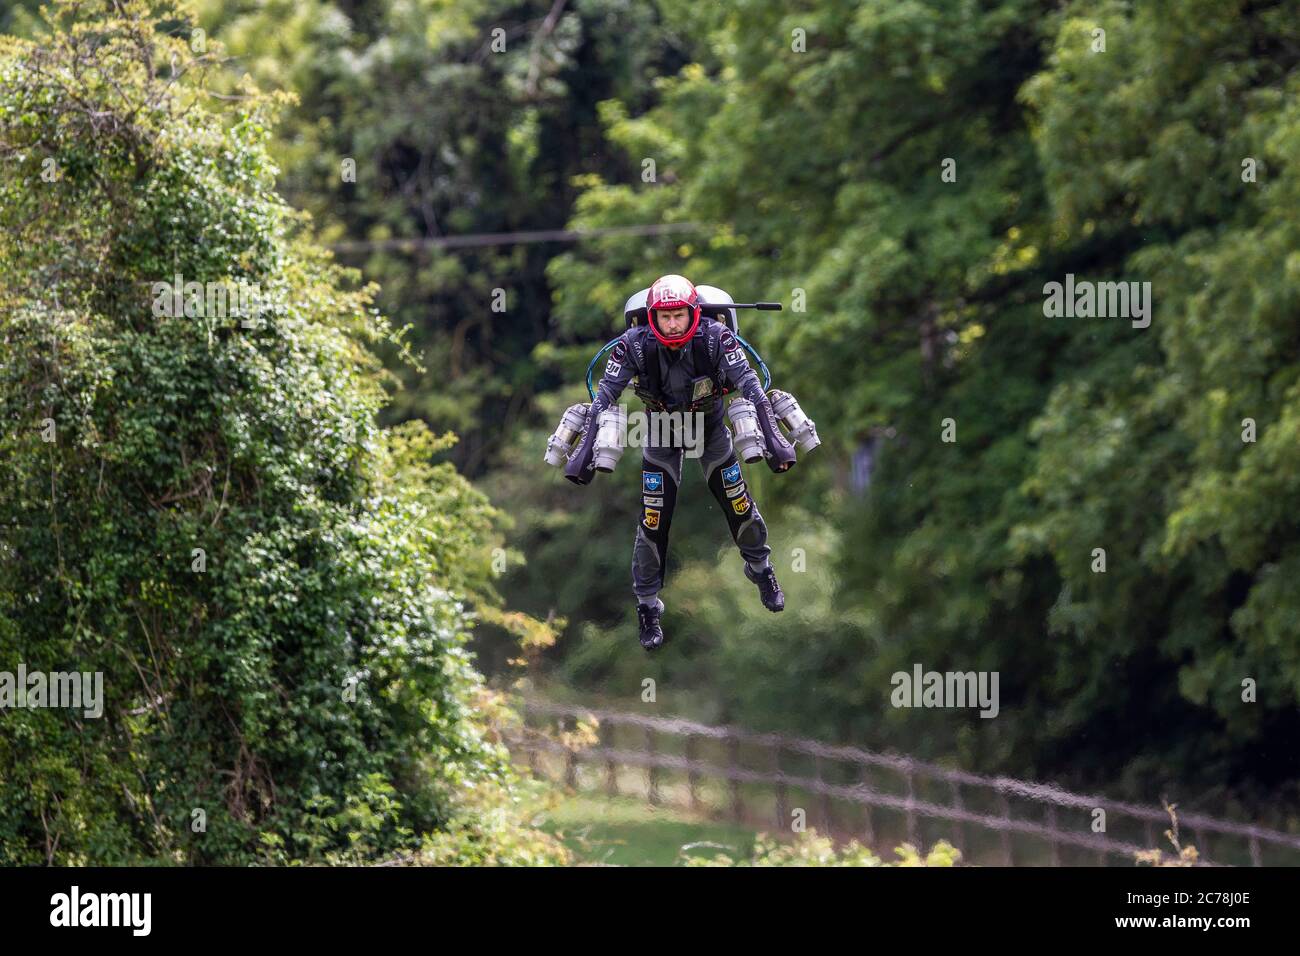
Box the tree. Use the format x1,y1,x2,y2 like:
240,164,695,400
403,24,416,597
0,0,562,864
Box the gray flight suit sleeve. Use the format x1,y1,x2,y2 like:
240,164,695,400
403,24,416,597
565,329,640,485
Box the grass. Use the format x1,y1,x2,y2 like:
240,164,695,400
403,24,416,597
533,792,759,866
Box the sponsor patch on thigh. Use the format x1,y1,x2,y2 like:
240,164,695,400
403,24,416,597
725,482,746,498
643,495,664,507
721,462,742,485
731,496,751,515
642,471,663,493
643,507,661,530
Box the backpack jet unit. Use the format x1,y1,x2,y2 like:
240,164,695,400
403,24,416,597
544,284,819,472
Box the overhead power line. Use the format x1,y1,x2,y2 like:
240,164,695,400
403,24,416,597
327,222,706,254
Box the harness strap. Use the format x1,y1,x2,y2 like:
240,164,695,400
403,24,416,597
633,325,729,412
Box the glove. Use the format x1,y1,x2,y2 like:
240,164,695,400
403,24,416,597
757,399,796,473
564,424,598,485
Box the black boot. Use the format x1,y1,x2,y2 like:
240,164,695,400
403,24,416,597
637,600,665,651
744,563,785,612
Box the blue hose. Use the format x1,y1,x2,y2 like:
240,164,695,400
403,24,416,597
586,333,772,399
735,332,772,391
585,337,623,399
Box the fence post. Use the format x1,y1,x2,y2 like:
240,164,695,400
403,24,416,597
774,743,788,832
815,754,834,835
1000,792,1013,866
949,780,965,852
904,762,919,848
526,728,539,778
686,735,700,813
564,744,577,790
646,726,660,806
860,766,875,847
521,698,537,777
1046,804,1060,866
604,721,618,797
729,735,743,823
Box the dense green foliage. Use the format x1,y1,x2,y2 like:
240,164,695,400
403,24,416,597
0,1,563,864
3,0,1297,862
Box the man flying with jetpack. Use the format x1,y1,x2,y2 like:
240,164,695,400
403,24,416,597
546,274,820,651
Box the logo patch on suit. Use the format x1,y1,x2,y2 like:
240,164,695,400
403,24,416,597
642,471,663,493
691,376,715,401
725,347,743,366
732,496,751,515
725,482,746,498
643,496,664,507
643,508,661,530
605,359,622,377
721,463,742,485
